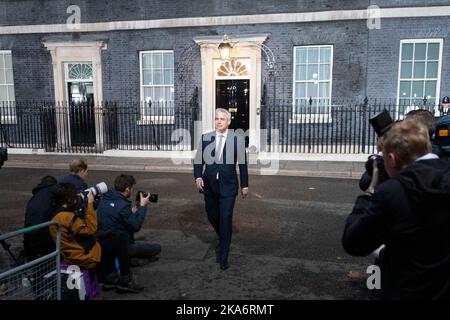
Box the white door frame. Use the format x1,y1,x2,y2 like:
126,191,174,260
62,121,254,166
194,34,269,151
43,41,107,149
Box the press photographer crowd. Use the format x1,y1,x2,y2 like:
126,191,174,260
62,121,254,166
343,106,450,300
18,159,161,296
1,103,449,301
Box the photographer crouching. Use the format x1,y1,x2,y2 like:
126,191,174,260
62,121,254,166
97,174,161,267
342,120,450,300
49,183,144,294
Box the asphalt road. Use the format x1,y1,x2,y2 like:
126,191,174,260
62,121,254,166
0,167,373,300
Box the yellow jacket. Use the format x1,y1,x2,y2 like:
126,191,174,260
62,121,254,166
50,202,101,269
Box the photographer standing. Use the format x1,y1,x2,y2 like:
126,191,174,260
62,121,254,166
359,109,445,192
342,120,450,299
97,174,161,267
59,159,89,191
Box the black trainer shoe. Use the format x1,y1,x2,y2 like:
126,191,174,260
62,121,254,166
101,272,118,291
130,257,140,267
130,257,159,268
116,274,144,294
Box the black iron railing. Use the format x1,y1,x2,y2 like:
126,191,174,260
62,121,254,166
260,98,438,154
0,98,441,154
0,101,199,153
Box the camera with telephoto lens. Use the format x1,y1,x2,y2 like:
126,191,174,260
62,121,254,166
0,148,7,169
74,182,108,217
136,191,158,205
83,182,108,197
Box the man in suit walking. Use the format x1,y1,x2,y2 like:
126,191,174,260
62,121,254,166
194,108,249,270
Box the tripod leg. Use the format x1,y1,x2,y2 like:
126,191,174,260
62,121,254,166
1,239,21,267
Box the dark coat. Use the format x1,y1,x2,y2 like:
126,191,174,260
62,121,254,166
96,190,147,243
193,131,248,197
59,174,88,192
23,179,57,259
343,158,450,300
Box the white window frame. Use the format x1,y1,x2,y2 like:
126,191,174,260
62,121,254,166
64,62,94,82
139,50,174,125
396,39,443,117
0,50,16,123
291,45,333,124
64,62,94,105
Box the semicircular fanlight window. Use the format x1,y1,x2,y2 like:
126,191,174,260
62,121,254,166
217,59,249,77
67,63,93,81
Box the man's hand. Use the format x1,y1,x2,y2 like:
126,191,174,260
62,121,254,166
86,191,95,203
195,178,204,191
366,158,379,194
79,191,94,203
241,187,249,198
140,192,150,207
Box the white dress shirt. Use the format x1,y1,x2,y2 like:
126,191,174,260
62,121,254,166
215,129,228,163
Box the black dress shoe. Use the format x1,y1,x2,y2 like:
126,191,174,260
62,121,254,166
220,262,229,270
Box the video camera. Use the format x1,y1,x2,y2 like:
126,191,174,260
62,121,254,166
369,110,394,138
135,191,158,205
359,110,394,191
0,148,7,169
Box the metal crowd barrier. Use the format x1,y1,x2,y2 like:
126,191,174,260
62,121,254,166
0,221,61,300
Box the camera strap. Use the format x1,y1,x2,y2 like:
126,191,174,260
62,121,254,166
66,212,96,254
67,214,79,236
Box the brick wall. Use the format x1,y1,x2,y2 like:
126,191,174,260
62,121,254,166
0,0,371,26
2,15,450,103
367,16,450,100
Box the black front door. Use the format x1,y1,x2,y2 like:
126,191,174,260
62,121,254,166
216,79,250,145
67,82,96,147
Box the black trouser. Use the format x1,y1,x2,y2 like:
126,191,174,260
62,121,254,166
204,190,236,265
96,233,130,278
128,241,161,259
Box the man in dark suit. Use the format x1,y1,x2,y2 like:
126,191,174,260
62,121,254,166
194,108,249,270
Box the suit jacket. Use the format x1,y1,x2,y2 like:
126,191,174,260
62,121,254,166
194,131,248,197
